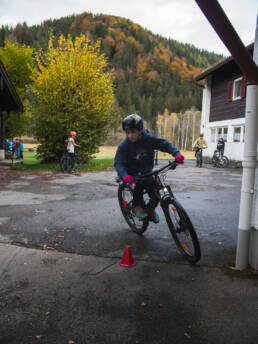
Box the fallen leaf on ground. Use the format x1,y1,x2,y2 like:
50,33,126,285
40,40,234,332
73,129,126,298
184,332,191,339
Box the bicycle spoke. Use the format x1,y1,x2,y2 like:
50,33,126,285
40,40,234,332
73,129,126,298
118,184,149,234
163,199,201,263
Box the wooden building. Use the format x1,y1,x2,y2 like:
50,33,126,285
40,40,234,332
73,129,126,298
194,44,253,163
0,60,23,160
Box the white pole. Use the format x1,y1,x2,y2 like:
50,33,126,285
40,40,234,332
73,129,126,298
248,14,258,269
235,84,258,270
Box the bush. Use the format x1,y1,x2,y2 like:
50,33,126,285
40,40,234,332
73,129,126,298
29,35,115,162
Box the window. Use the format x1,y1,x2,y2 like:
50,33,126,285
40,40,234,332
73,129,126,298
228,76,246,102
233,78,242,100
216,127,228,142
210,128,216,143
223,128,228,142
233,127,241,142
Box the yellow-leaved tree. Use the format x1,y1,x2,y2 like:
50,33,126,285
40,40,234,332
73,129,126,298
0,40,34,138
30,35,115,162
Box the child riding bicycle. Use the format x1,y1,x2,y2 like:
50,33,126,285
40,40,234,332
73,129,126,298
215,137,225,158
192,133,208,168
114,114,184,223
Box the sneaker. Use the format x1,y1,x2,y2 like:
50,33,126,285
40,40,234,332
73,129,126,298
152,212,160,224
135,206,148,219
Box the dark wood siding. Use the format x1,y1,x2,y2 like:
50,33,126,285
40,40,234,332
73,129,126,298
210,61,246,122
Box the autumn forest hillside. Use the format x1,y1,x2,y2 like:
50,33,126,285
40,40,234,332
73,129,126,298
0,12,223,127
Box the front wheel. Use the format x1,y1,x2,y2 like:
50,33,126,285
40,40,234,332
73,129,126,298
211,155,218,167
218,156,229,168
118,183,149,235
60,154,71,172
162,198,201,263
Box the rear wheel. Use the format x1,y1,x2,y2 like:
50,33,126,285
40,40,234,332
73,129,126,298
118,183,149,235
219,156,229,168
163,198,201,263
211,154,218,167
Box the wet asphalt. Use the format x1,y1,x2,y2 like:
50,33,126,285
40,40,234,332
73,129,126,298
0,160,242,265
1,161,258,344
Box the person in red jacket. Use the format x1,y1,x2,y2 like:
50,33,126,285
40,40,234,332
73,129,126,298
13,138,20,159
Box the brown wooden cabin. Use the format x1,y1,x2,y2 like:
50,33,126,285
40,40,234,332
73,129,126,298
0,60,23,159
194,44,253,163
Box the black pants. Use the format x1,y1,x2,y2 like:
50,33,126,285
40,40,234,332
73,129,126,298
68,153,75,168
217,149,224,157
132,177,159,210
195,148,203,165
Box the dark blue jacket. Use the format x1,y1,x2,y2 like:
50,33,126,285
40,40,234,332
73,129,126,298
217,141,225,151
114,130,180,178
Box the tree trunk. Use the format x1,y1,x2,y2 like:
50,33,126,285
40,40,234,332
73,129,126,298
184,114,190,150
192,112,196,149
180,116,184,149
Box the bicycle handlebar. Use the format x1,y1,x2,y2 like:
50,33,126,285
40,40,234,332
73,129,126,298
133,160,178,180
116,160,178,187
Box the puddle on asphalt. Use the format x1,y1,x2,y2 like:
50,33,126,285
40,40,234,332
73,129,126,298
0,217,10,225
0,190,65,206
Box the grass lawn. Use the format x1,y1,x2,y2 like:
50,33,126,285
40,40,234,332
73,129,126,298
12,147,195,172
95,146,195,159
11,151,114,172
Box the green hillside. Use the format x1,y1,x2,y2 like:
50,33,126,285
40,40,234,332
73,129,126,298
0,12,223,126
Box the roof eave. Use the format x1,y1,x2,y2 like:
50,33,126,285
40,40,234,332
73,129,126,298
194,42,254,82
0,60,23,112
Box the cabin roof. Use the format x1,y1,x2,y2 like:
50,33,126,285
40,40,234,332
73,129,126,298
0,60,23,112
194,43,254,82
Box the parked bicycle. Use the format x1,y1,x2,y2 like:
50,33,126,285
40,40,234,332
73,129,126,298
116,161,201,264
211,150,229,168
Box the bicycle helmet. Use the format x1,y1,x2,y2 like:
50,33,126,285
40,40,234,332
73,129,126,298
122,114,143,131
200,133,204,137
70,131,77,136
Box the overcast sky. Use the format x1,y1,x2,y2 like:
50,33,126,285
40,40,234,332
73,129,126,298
1,0,257,56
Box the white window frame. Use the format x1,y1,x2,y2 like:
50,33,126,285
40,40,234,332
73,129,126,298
232,77,242,101
216,126,228,142
233,126,243,143
210,128,216,143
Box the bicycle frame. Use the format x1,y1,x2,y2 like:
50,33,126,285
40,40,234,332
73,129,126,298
123,161,178,216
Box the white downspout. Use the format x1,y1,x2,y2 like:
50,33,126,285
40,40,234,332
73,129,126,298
248,15,258,269
235,83,258,270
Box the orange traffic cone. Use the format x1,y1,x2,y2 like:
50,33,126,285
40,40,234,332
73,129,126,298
119,246,137,267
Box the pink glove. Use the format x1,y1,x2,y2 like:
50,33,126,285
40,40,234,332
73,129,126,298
175,154,184,164
123,175,134,184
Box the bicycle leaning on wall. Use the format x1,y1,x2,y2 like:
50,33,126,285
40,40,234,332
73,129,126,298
211,150,229,168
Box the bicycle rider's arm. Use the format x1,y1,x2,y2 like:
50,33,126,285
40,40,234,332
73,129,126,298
71,138,80,147
151,135,180,158
192,138,198,149
114,142,129,179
